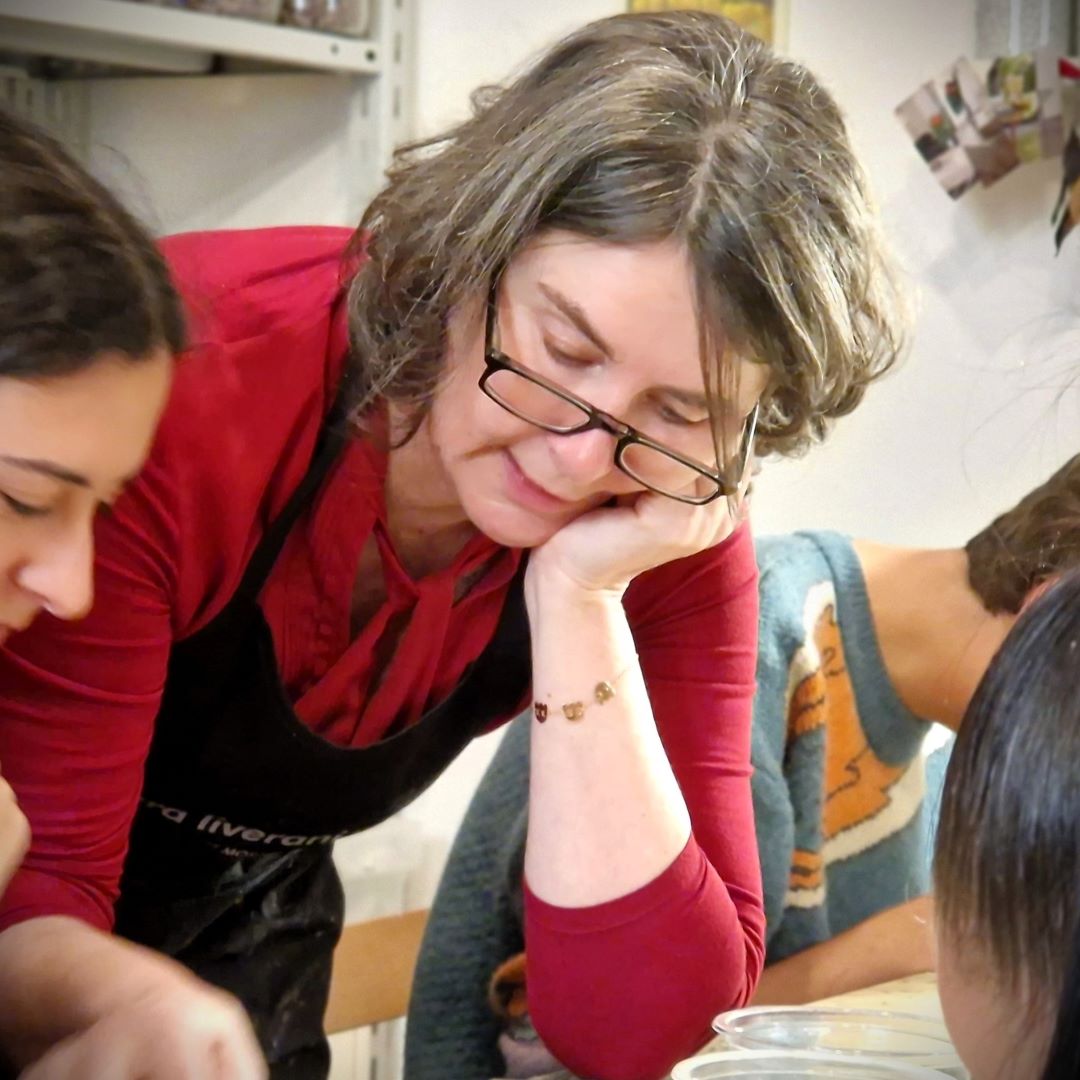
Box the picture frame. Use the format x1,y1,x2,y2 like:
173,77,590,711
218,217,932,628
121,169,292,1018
626,0,790,50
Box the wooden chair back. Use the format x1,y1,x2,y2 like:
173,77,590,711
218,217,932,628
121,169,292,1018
324,908,430,1034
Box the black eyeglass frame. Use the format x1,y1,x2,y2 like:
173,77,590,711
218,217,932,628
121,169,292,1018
477,288,759,506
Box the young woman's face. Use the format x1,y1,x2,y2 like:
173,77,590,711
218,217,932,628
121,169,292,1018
937,933,1053,1080
0,351,172,642
425,232,768,548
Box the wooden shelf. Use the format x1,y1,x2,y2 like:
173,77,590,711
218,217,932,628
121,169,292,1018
0,0,380,75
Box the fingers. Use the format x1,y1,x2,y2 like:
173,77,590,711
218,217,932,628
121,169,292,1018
207,997,268,1080
19,986,268,1080
21,1032,135,1080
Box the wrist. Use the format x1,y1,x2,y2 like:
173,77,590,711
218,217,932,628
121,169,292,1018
524,557,627,616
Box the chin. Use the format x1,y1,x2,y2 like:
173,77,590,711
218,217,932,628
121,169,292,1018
464,494,567,549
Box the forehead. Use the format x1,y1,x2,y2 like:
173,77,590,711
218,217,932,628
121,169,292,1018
508,231,696,314
505,232,698,371
504,231,767,405
0,354,171,489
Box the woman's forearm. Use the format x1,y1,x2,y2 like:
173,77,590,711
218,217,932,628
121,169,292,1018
752,896,935,1006
523,567,691,907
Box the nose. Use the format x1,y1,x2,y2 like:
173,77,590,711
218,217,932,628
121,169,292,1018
546,426,621,490
15,517,95,622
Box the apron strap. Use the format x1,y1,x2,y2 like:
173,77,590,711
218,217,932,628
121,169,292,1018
238,376,354,602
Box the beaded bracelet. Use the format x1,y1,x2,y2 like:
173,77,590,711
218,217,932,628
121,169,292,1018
533,663,634,723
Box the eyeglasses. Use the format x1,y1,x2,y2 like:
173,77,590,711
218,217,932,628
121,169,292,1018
478,288,759,506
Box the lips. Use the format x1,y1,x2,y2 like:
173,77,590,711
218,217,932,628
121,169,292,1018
502,452,578,513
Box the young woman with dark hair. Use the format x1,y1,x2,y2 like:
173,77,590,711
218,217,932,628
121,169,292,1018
0,12,904,1080
0,110,265,1080
0,107,183,895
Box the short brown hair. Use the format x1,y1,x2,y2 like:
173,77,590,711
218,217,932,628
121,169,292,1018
348,10,905,461
965,454,1080,614
0,108,184,379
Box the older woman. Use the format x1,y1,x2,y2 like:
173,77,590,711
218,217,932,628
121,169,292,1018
0,12,902,1080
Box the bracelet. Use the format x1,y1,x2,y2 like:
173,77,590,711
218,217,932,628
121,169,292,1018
533,662,634,723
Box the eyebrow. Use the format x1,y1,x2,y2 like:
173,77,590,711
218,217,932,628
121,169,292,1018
0,455,91,487
538,283,615,358
538,282,713,413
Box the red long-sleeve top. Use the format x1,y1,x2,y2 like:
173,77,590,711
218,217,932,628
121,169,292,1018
0,227,764,1079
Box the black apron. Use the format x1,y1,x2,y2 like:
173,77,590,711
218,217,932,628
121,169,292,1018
113,397,531,1079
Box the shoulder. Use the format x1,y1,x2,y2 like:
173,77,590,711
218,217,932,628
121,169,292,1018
161,225,355,335
124,227,359,633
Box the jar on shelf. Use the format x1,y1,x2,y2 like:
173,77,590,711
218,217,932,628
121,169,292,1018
189,0,286,21
131,0,286,22
279,0,370,37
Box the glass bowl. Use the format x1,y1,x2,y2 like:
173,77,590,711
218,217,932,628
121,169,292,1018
671,1048,956,1079
712,1007,965,1076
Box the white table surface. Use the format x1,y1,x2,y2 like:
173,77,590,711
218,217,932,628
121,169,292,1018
673,972,964,1076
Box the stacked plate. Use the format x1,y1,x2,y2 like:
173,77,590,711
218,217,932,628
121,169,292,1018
670,1049,954,1079
671,1007,968,1078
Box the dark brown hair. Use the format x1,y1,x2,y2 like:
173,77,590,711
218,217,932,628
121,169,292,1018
965,454,1080,614
0,108,184,379
934,569,1080,1078
348,10,905,461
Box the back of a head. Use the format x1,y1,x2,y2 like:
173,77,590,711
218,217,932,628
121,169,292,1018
351,10,905,457
965,454,1080,614
0,108,185,379
934,569,1080,1077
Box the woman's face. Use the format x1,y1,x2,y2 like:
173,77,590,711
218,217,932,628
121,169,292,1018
424,232,768,548
937,931,1053,1080
0,350,172,642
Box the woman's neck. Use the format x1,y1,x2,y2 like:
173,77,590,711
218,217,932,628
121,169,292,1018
382,410,476,579
852,540,1016,729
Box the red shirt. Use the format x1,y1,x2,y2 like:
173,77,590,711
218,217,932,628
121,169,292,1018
0,227,764,1077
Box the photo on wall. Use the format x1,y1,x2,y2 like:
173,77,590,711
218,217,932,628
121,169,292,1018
931,56,1020,188
895,47,1063,200
895,81,981,199
626,0,788,48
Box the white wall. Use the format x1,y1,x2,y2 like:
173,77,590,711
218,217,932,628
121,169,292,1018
79,0,1078,888
412,0,618,135
86,72,374,232
754,0,1078,547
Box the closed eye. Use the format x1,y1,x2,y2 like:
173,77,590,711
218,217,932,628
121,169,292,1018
2,492,50,518
656,404,708,427
545,340,597,371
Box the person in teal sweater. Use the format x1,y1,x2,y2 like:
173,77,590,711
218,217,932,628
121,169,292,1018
404,452,1080,1080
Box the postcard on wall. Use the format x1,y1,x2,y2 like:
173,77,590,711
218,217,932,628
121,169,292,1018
626,0,788,48
1052,127,1080,252
985,48,1064,163
931,56,1020,188
895,47,1064,199
894,81,980,199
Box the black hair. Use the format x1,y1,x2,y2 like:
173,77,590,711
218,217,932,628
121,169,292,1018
0,107,184,378
934,568,1080,1078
